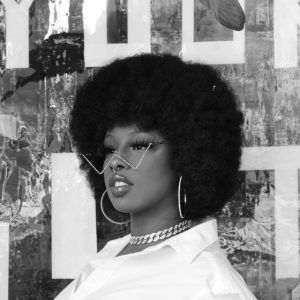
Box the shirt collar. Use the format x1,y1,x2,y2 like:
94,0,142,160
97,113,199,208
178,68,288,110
165,218,219,263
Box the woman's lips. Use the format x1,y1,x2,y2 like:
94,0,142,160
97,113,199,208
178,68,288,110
110,185,131,197
109,174,133,187
108,174,133,197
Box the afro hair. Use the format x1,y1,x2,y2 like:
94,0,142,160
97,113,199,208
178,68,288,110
69,53,244,221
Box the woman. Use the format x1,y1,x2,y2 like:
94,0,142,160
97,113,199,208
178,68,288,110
55,54,257,299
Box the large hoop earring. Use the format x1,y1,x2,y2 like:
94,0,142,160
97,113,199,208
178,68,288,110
100,190,130,225
178,176,187,219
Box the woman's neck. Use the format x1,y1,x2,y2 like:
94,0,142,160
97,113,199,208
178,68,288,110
129,201,183,236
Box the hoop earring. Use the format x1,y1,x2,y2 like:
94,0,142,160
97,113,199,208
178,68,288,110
178,176,187,219
100,190,130,225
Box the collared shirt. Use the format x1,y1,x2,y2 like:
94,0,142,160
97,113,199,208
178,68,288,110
54,219,257,300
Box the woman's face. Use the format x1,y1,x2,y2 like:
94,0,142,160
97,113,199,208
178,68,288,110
103,125,178,217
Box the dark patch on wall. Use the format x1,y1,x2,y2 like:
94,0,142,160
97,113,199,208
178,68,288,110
0,1,6,74
107,0,128,43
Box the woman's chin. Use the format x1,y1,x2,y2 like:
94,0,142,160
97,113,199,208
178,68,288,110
109,194,136,214
108,188,149,214
111,199,146,215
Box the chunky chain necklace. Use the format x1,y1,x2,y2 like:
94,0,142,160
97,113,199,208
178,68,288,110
129,219,192,245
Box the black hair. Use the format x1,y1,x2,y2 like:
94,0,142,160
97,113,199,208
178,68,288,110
69,53,243,221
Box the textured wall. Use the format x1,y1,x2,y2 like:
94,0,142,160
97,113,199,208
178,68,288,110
0,0,299,299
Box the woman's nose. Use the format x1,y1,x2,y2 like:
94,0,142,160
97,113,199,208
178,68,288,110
109,154,128,172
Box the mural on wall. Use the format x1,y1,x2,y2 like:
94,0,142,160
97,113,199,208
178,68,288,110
151,0,182,55
0,0,86,298
107,0,127,43
196,0,245,32
0,0,299,299
217,170,275,299
194,0,233,41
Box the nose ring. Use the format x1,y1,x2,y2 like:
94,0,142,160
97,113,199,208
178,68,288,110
111,164,123,172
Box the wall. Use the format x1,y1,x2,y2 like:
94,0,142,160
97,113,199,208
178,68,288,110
0,0,299,299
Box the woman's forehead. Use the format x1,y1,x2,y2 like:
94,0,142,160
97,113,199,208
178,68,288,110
105,125,163,140
105,124,139,136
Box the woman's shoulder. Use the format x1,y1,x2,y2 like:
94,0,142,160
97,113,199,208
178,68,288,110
191,243,256,299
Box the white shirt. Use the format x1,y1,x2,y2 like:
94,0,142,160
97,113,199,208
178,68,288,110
55,219,257,300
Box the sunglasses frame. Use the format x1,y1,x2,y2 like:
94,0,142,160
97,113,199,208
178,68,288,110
80,141,166,175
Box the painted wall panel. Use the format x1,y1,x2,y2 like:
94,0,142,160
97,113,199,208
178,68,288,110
51,153,97,279
83,0,151,67
182,0,245,64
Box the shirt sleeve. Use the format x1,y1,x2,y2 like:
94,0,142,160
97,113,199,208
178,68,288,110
190,244,257,300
